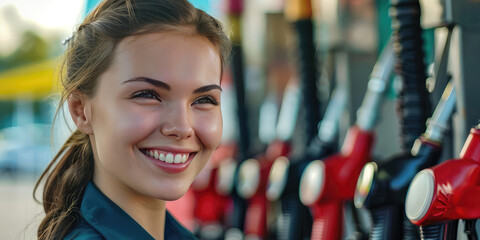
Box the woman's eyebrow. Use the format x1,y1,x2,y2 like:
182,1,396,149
123,77,170,90
193,84,222,94
123,77,221,93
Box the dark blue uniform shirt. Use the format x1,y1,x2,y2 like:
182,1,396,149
65,182,197,240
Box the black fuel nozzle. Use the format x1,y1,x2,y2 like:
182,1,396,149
354,82,456,240
354,139,442,240
355,139,442,210
265,140,337,240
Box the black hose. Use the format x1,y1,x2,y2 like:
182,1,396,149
226,16,249,238
390,0,431,150
293,19,321,146
231,45,250,160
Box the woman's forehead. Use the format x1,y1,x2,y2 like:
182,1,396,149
117,29,210,54
102,31,221,86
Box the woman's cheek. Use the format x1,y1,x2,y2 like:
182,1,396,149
116,109,158,143
195,110,223,150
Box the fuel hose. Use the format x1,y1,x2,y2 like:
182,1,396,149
390,0,431,151
284,0,321,146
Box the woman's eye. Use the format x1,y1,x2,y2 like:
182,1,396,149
193,96,218,105
131,89,160,101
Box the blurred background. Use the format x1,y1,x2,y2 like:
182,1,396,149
1,0,479,239
0,0,85,239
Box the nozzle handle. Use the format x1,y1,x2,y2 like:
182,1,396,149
243,195,267,239
276,81,301,141
310,202,344,240
424,82,456,143
356,39,395,131
318,84,348,143
259,93,279,144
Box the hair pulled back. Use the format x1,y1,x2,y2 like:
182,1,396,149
34,1,230,239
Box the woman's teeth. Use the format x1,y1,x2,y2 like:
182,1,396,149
147,150,188,164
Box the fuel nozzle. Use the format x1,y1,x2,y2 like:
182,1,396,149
265,85,347,206
236,80,300,239
299,126,375,240
353,82,455,239
355,82,456,207
355,138,444,210
406,125,480,226
298,39,394,240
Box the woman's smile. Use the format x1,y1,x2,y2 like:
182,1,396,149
139,147,198,174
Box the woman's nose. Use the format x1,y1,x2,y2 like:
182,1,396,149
160,104,193,140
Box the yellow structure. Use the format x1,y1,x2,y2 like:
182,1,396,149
0,59,60,100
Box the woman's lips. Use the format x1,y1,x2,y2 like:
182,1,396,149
140,149,196,173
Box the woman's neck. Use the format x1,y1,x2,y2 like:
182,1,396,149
93,171,166,240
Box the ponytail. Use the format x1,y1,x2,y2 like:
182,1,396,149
34,129,94,240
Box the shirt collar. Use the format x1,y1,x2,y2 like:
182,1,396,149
81,181,195,240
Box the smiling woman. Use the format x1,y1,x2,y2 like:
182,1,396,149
33,1,230,240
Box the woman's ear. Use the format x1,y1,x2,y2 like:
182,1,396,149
68,92,94,135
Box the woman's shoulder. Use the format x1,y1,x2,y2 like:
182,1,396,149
64,221,104,240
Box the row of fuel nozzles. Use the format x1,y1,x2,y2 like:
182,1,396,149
234,38,480,240
277,79,479,239
262,81,480,240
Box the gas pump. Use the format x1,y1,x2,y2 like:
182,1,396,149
298,39,395,240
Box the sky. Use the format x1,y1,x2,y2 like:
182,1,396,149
0,0,85,56
0,0,224,57
0,0,84,29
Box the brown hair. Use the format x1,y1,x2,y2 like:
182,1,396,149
34,0,230,239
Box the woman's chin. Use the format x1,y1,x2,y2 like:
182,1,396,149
160,192,185,201
148,184,190,201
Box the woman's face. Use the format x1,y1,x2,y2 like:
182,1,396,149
85,30,222,201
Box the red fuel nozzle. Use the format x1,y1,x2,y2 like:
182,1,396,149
406,126,480,226
237,140,291,239
299,126,375,239
192,144,237,238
